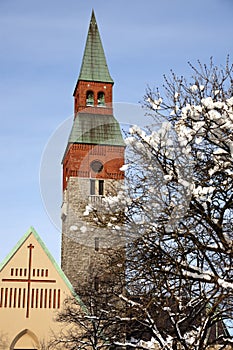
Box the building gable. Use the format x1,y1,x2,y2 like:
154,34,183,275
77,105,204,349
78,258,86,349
0,227,82,347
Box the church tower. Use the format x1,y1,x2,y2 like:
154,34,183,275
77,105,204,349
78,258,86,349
61,10,125,291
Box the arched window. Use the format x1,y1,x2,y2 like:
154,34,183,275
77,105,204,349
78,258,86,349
86,91,94,106
97,92,105,106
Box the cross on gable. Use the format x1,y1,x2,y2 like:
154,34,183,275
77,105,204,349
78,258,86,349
1,241,59,318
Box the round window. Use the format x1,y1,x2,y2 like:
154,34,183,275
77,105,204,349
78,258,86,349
90,160,103,173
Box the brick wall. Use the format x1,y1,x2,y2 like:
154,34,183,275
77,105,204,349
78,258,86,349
63,144,124,190
74,81,113,114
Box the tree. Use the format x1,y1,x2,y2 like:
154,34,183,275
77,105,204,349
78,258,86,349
88,57,233,349
54,58,233,350
51,258,126,350
51,295,121,350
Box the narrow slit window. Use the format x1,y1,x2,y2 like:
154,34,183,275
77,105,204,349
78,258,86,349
31,289,34,308
53,289,56,308
94,276,99,291
13,288,17,308
35,289,39,308
49,289,52,308
0,288,3,307
95,237,99,251
44,289,47,308
22,289,26,308
99,180,104,195
4,288,8,307
90,179,96,195
57,289,60,309
18,288,21,308
40,289,43,308
9,288,12,308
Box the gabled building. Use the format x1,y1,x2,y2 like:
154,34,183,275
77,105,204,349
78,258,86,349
0,227,78,349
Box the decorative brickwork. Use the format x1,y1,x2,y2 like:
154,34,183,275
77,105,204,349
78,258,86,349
63,144,124,190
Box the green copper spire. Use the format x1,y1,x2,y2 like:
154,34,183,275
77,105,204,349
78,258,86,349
78,10,114,83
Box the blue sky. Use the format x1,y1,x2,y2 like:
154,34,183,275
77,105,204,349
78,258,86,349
0,0,233,263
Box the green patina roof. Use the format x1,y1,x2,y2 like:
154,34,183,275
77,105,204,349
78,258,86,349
68,112,125,146
78,10,113,83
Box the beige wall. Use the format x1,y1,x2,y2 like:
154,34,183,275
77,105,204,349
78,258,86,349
0,231,76,349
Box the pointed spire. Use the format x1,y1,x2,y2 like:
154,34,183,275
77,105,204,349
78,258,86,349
78,10,114,83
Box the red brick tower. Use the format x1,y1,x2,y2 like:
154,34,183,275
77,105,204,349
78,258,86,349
61,10,125,290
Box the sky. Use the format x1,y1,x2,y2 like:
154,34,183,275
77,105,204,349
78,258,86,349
0,0,233,264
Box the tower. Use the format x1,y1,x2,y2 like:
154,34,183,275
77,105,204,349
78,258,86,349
61,10,125,291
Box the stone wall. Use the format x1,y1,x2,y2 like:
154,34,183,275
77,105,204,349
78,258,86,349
61,176,125,290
